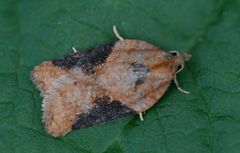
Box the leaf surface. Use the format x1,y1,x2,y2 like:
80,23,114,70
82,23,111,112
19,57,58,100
0,0,240,152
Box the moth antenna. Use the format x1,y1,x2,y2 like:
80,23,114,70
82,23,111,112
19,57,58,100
139,112,144,121
173,75,190,94
113,25,124,40
72,47,77,53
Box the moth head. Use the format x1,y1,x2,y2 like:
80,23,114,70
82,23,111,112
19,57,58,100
170,51,191,74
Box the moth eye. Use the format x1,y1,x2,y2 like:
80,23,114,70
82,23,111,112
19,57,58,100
171,52,177,56
177,64,182,70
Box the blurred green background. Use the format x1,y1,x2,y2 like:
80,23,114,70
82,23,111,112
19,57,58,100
0,0,240,152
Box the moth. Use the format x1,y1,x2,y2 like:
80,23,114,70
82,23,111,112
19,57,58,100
31,26,191,137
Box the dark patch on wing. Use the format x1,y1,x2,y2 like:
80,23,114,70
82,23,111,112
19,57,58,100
130,63,149,87
52,42,116,74
72,96,137,130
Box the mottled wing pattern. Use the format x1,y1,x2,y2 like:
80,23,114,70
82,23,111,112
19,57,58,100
31,40,176,137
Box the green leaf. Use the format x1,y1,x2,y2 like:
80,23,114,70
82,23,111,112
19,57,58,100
1,0,240,152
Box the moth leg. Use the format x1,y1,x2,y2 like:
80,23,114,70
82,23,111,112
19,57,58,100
72,47,77,53
173,75,190,94
113,25,124,40
139,112,144,121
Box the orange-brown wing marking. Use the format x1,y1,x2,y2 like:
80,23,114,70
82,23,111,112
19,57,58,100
43,73,102,137
113,39,162,53
99,53,175,112
106,40,170,66
128,81,172,113
30,61,70,95
128,57,175,113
